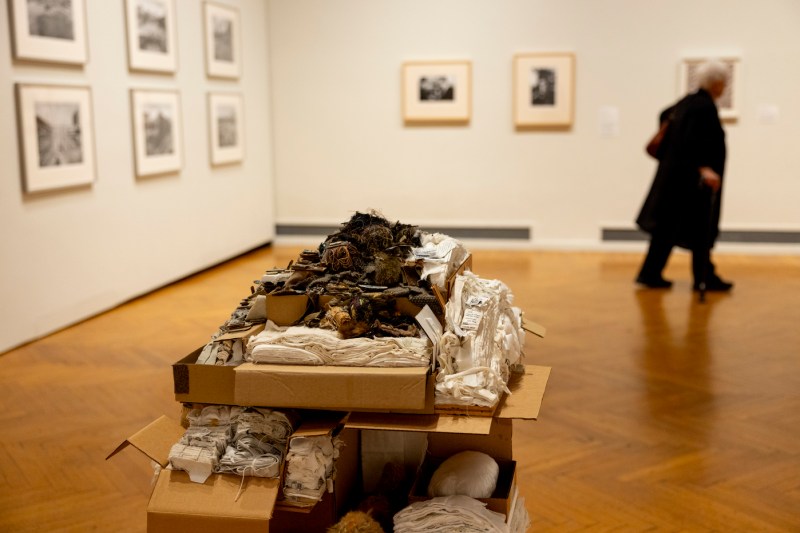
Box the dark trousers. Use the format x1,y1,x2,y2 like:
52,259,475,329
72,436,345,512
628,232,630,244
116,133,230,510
638,232,714,284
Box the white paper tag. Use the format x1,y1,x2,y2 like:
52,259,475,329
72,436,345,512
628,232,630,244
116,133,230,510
460,308,483,331
413,247,437,258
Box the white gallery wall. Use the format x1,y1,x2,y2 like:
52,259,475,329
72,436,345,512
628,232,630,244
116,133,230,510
2,1,799,353
268,0,800,248
0,0,275,353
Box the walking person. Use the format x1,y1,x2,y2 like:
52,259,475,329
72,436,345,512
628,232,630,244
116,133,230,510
635,60,733,292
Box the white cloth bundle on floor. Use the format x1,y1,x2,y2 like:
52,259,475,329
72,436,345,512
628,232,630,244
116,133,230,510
246,323,431,367
393,495,507,533
435,272,525,407
427,451,499,499
283,434,341,504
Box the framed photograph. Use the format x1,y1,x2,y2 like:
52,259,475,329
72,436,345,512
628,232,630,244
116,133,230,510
124,0,178,73
203,2,242,79
402,60,471,124
680,57,740,121
130,89,183,177
8,0,88,64
208,92,244,165
15,83,96,193
513,52,575,128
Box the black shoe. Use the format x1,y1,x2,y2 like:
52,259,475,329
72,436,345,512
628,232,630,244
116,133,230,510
636,276,673,289
694,277,734,292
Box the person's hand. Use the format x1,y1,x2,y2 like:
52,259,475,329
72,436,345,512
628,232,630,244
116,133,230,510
699,166,721,192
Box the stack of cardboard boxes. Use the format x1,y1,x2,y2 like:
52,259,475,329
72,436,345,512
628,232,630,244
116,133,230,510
109,252,550,532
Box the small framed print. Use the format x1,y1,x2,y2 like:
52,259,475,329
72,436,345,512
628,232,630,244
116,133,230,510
8,0,88,65
203,1,242,79
130,89,183,177
513,52,575,128
208,92,244,165
124,0,178,73
15,83,96,193
402,60,471,124
680,57,740,121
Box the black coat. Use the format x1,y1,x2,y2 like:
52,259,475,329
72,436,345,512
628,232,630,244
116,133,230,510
636,89,726,249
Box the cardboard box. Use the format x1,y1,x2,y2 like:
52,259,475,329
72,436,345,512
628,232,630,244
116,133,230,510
173,324,266,405
108,415,358,533
345,365,551,440
173,348,237,405
408,455,517,517
234,363,430,411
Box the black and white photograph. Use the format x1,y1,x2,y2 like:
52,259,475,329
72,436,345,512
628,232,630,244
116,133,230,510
125,0,177,72
137,0,167,52
35,101,83,167
530,68,556,106
130,89,183,176
15,84,96,193
217,106,237,147
208,92,244,165
402,61,471,124
203,2,241,79
143,103,174,156
680,57,740,120
212,16,233,62
514,52,575,128
9,0,87,64
419,76,455,101
27,0,74,40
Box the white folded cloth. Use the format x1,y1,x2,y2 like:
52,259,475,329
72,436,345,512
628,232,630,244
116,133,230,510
393,495,508,532
246,323,431,367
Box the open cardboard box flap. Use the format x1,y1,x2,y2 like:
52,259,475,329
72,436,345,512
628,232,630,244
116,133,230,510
345,364,550,435
108,415,297,532
495,365,551,420
106,415,186,466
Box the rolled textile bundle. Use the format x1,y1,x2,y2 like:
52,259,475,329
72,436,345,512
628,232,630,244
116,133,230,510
427,451,499,499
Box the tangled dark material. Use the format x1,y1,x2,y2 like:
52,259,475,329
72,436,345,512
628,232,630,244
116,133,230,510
243,211,443,339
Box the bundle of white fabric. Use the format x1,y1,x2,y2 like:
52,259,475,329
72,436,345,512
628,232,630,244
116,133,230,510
282,434,342,504
427,451,499,499
169,405,238,483
216,407,295,479
393,495,508,533
246,323,431,367
435,272,525,407
411,233,469,292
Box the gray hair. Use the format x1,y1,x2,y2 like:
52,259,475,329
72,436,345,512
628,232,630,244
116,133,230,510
695,60,728,90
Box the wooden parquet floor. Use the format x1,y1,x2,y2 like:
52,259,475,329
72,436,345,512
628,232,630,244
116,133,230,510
1,246,798,532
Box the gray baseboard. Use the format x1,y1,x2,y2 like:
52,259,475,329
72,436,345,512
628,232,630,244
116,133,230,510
277,224,532,240
602,228,800,244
